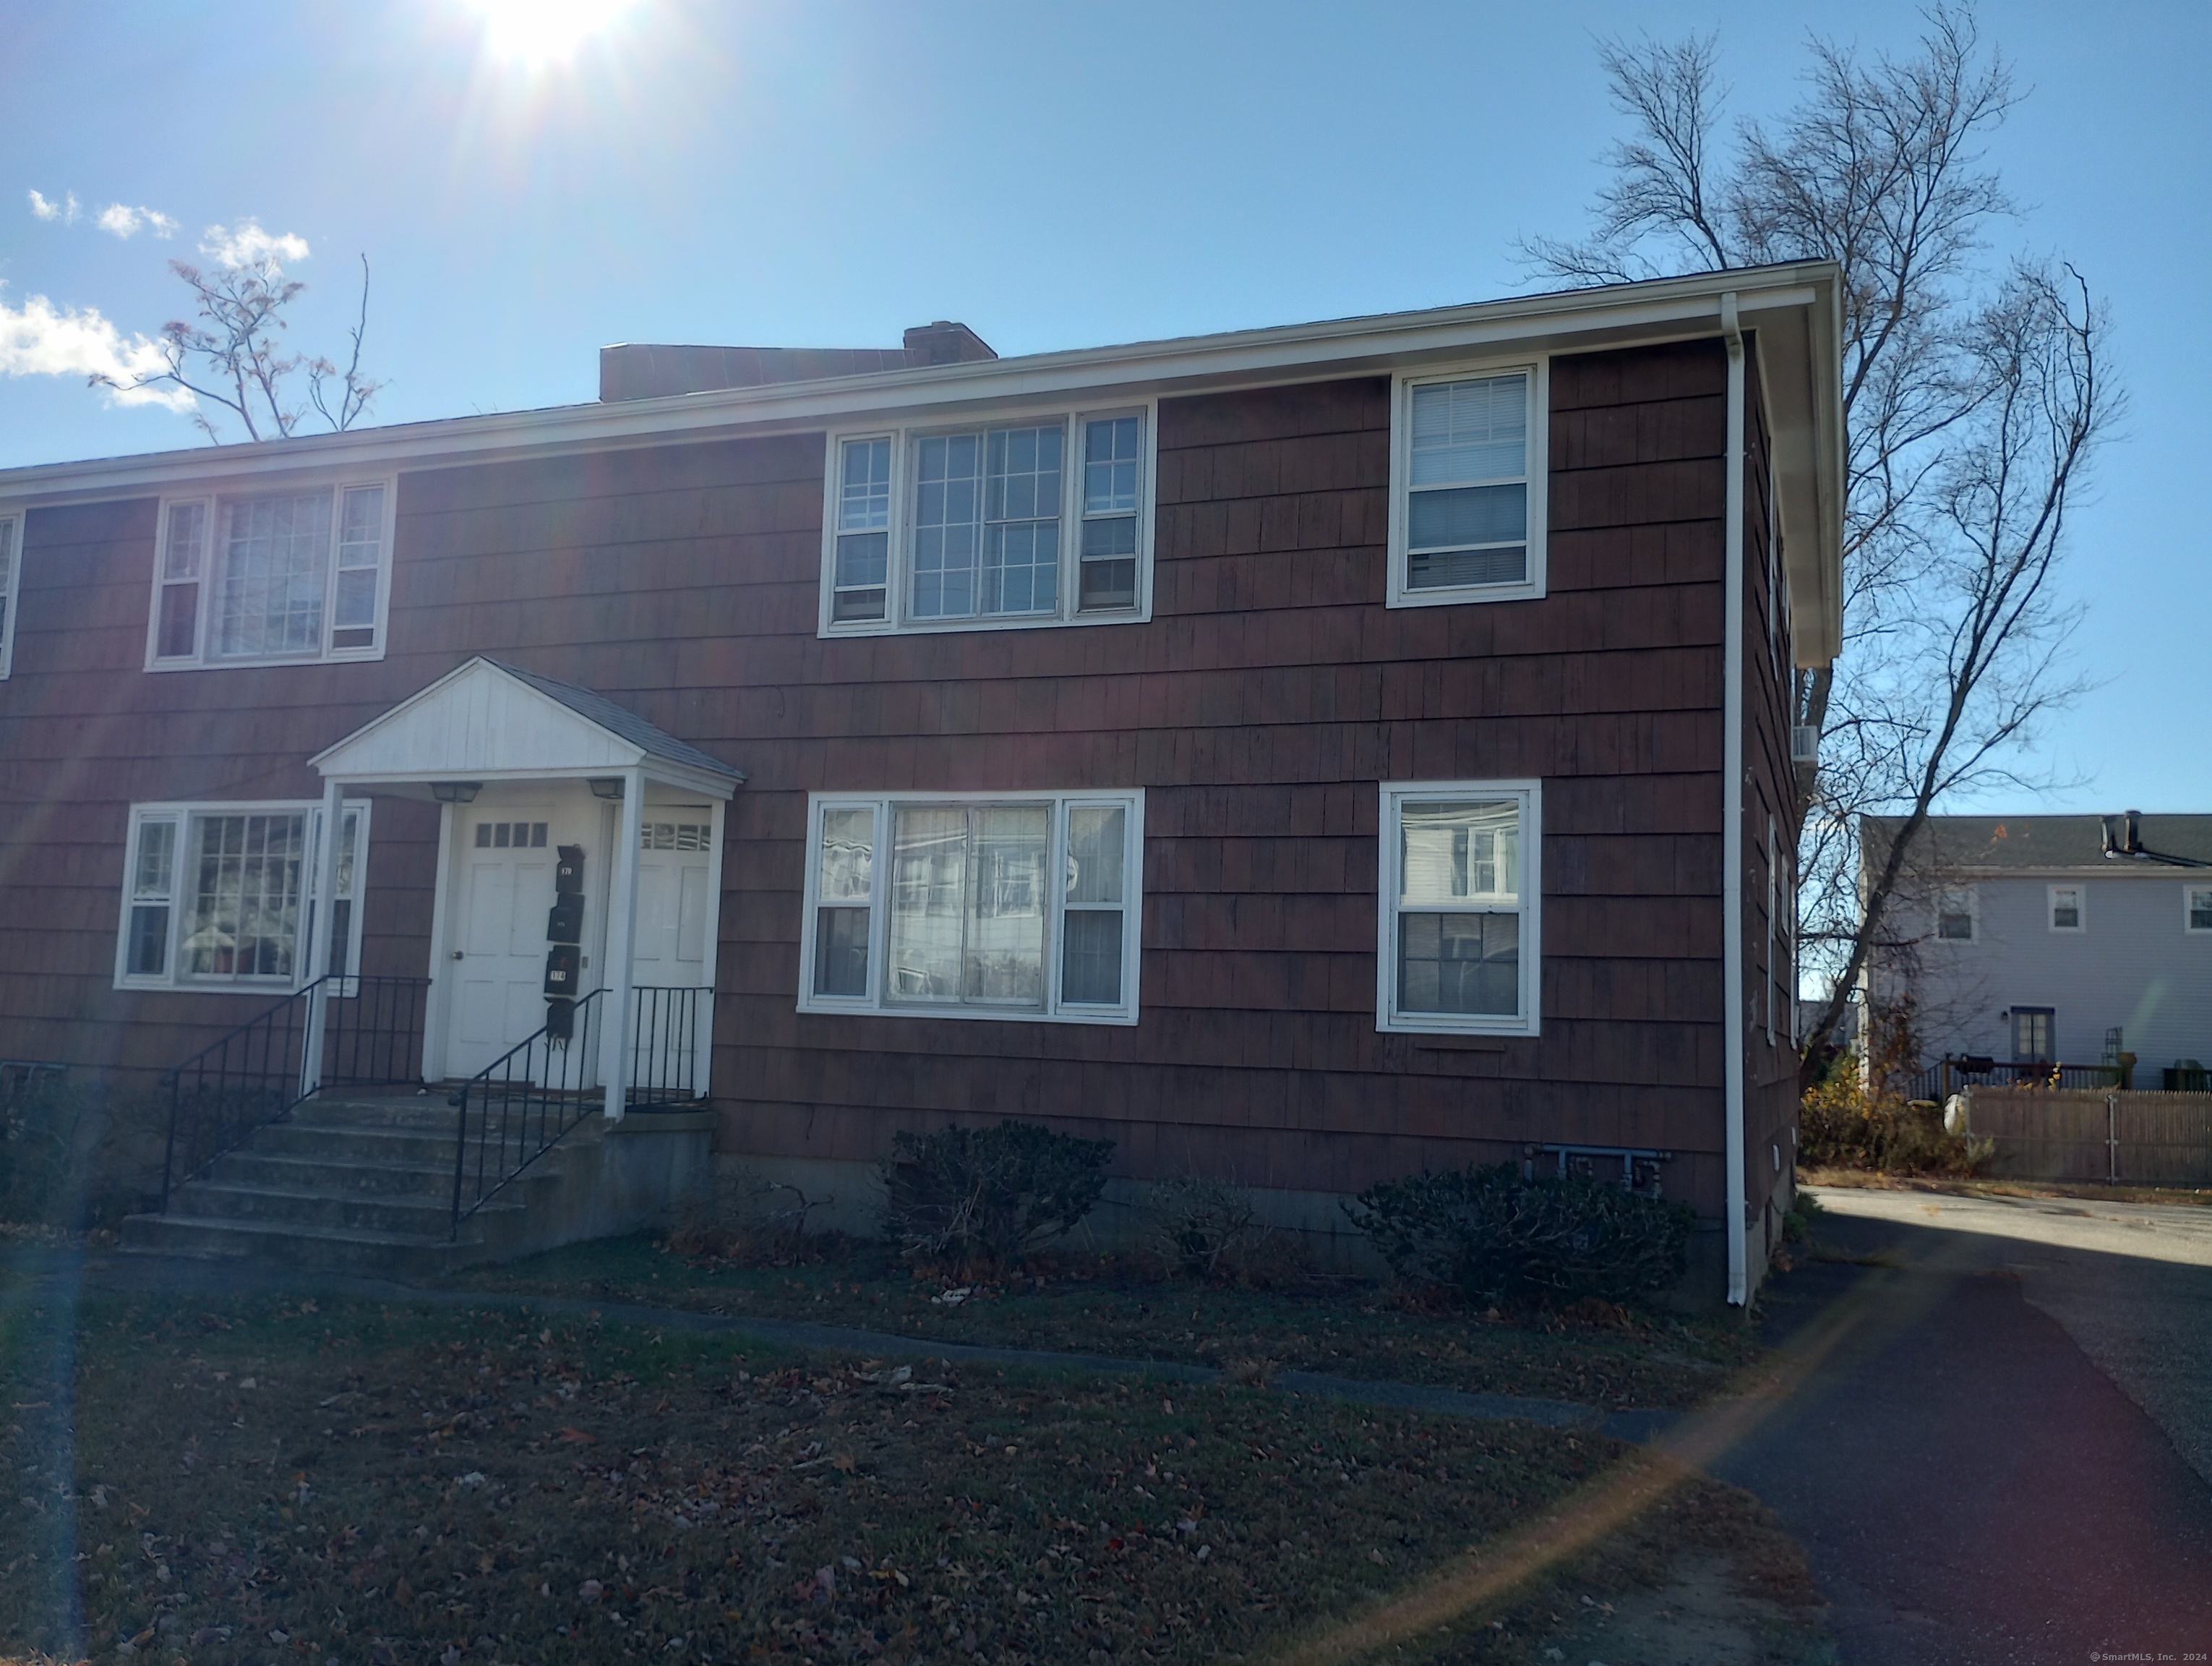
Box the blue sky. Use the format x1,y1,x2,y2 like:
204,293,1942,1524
2,0,2204,817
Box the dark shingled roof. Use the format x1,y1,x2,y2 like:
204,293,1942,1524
486,659,744,782
1863,813,2212,872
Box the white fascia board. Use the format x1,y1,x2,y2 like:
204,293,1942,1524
0,262,1843,505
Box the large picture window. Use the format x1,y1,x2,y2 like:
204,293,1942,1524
1377,780,1540,1035
1388,363,1546,607
797,791,1143,1025
819,407,1152,636
116,801,368,991
147,479,395,667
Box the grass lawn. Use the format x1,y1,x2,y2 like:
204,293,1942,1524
0,1281,1826,1666
443,1236,1757,1414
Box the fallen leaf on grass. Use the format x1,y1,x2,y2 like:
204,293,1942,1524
559,1427,595,1444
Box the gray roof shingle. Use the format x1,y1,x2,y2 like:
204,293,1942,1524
1863,813,2212,871
486,659,744,782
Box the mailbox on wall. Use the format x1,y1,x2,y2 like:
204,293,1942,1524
546,894,583,944
543,943,580,996
555,845,585,895
545,996,575,1042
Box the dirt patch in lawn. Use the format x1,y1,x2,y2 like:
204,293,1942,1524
1804,1169,2212,1209
0,1286,1731,1666
445,1236,1755,1414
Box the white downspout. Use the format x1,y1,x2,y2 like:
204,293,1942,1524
602,766,646,1122
1720,294,1749,1307
299,774,345,1101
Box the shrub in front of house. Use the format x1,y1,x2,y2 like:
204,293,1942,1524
880,1119,1114,1268
1344,1163,1697,1308
1139,1174,1265,1283
0,1077,167,1229
1800,1061,1992,1175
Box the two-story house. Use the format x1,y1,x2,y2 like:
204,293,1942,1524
1862,813,2212,1087
0,264,1844,1302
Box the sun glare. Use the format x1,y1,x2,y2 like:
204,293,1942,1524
468,0,638,64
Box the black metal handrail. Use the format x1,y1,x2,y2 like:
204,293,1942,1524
447,985,711,1234
158,973,431,1209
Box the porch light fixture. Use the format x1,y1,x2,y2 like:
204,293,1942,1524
588,777,625,800
430,781,482,803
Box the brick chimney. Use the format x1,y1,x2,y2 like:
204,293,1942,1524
901,320,998,366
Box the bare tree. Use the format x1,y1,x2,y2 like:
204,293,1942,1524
93,249,382,443
1524,8,2114,1073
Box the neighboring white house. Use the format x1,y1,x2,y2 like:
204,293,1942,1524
1861,813,2212,1087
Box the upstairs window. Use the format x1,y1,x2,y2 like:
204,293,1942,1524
2187,886,2212,933
797,790,1143,1025
2048,884,2085,932
149,479,394,668
1936,889,1977,941
116,800,368,991
1389,364,1546,607
820,407,1152,635
0,508,18,678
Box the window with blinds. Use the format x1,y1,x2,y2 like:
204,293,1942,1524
1390,364,1546,607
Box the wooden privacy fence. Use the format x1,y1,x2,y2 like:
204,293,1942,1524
1957,1088,2212,1185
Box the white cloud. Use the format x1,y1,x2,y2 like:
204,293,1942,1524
200,219,311,270
27,189,82,224
96,202,179,239
0,286,196,413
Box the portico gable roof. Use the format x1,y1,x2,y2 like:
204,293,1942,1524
309,657,745,798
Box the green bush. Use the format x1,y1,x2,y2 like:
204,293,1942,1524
880,1119,1114,1268
0,1077,166,1229
1800,1064,1992,1175
1343,1163,1697,1308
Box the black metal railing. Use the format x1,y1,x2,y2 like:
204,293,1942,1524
1904,1057,2126,1103
447,985,711,1234
159,973,431,1209
627,984,712,1106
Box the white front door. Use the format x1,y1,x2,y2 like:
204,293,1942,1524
628,812,715,1090
448,808,561,1080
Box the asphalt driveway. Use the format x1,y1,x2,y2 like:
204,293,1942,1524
1712,1186,2212,1665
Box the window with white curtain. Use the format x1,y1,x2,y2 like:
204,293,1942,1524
148,479,394,667
820,407,1152,635
798,791,1142,1023
116,800,367,990
1389,364,1546,607
1377,781,1541,1034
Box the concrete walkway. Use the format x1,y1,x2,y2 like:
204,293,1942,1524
1715,1189,2212,1666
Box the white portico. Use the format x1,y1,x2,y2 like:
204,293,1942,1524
306,657,743,1114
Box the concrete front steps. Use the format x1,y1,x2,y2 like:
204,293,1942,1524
121,1093,713,1277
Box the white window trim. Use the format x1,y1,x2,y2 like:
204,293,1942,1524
796,788,1144,1025
1386,357,1549,610
2186,884,2212,934
817,400,1157,639
143,476,398,670
0,504,20,679
2046,882,2086,934
113,798,370,992
1934,885,1979,944
1376,779,1542,1037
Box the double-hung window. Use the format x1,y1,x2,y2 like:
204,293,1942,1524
1377,781,1540,1035
2048,884,2085,932
820,406,1152,635
797,790,1143,1024
1935,888,1977,942
148,478,395,667
116,800,368,991
2188,886,2212,934
0,507,20,678
1389,363,1546,607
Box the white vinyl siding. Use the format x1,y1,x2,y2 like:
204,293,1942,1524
147,480,394,667
0,508,19,678
797,790,1143,1025
116,800,367,991
1388,362,1547,607
819,406,1153,637
1377,780,1541,1035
